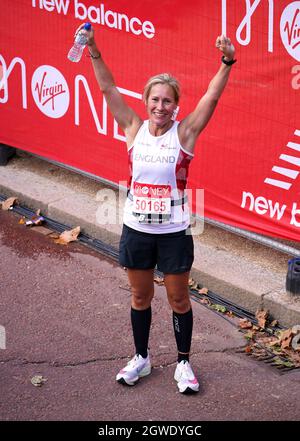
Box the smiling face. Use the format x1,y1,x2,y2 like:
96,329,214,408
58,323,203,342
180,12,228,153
146,83,178,130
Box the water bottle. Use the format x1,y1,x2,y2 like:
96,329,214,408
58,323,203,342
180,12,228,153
67,22,91,62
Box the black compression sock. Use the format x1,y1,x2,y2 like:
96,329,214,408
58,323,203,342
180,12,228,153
131,306,152,359
173,309,193,362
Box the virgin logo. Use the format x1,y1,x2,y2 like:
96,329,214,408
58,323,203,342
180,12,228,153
280,2,300,61
31,65,69,118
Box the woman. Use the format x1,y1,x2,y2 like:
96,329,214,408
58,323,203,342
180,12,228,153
78,24,236,394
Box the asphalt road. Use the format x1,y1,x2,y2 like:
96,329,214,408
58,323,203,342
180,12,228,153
0,209,300,430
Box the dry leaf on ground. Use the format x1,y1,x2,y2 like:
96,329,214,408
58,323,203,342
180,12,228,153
279,329,293,350
1,196,18,210
255,310,268,329
188,278,198,290
198,287,208,295
154,276,164,286
239,318,253,329
244,330,256,340
199,298,211,305
30,375,47,387
54,226,80,245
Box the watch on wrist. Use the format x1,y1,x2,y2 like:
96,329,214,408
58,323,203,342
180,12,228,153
221,55,237,66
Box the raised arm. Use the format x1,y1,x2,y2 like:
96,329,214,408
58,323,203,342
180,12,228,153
75,25,142,144
178,35,236,153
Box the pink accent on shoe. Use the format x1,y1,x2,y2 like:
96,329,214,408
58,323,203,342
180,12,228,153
189,378,198,385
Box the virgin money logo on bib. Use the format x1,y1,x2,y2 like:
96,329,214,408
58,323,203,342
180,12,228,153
31,66,70,118
280,2,300,62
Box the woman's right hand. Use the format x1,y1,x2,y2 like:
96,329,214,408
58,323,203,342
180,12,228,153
74,23,95,47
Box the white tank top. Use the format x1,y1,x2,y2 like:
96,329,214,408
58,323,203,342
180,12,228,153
123,120,194,234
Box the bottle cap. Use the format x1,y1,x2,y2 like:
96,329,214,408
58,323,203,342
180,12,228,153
84,23,91,31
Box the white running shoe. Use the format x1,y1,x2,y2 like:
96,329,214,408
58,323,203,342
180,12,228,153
116,353,151,386
174,360,199,394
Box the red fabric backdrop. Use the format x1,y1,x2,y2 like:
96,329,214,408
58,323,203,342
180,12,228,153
0,1,299,241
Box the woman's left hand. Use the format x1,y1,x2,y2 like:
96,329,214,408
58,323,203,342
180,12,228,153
215,35,235,60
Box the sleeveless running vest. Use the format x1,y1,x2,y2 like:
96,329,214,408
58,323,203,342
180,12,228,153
123,120,194,234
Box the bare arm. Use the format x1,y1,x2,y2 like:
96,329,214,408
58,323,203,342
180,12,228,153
179,35,236,153
75,25,142,142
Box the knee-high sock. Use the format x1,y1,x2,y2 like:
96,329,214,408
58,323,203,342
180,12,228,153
131,306,152,358
172,309,193,362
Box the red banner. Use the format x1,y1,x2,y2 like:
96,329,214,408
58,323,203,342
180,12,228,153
0,1,299,241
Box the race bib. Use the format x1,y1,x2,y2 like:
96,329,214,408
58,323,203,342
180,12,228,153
132,182,171,223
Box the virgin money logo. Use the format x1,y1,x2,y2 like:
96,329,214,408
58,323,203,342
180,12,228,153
280,2,300,62
31,65,69,118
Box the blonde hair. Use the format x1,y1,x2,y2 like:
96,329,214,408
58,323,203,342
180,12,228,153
143,73,181,104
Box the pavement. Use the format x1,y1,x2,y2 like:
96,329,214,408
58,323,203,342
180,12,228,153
1,208,300,423
1,149,300,328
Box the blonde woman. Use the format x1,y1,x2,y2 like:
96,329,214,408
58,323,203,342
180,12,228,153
77,24,236,394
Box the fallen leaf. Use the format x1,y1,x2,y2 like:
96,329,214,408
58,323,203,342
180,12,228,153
1,196,18,210
48,232,60,239
245,345,252,353
239,318,253,329
272,357,294,368
188,278,198,290
54,226,80,245
198,287,208,295
154,276,164,286
19,217,26,224
278,329,293,350
30,375,47,387
199,298,211,305
244,330,256,340
255,310,268,329
270,320,278,327
211,304,227,313
281,348,300,366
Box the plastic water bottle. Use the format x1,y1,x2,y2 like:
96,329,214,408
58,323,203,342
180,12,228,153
67,22,91,62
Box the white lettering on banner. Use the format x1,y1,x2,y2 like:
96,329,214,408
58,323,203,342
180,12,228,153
31,0,70,14
31,65,69,118
31,1,155,39
291,65,300,89
75,75,107,134
74,1,155,39
264,129,300,191
291,203,300,226
280,2,300,62
0,55,140,141
241,191,300,227
241,191,287,220
222,0,274,52
222,1,300,62
0,55,27,108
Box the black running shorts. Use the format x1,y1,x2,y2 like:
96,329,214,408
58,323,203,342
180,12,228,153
119,224,194,274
